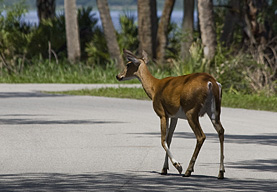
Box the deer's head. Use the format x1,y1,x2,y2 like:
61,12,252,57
116,49,148,81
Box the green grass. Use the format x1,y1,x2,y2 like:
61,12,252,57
0,60,139,84
0,58,173,84
0,60,171,84
222,92,277,112
54,87,277,112
57,87,150,100
1,59,277,112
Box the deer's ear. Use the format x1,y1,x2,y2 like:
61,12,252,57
142,50,149,64
123,49,141,66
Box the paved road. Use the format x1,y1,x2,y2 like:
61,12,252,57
0,84,276,191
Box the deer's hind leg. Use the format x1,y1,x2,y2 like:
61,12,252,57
206,81,225,179
211,119,225,179
184,111,206,177
161,118,178,175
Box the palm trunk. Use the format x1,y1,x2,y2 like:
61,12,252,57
198,0,216,60
181,0,194,60
156,0,175,64
64,0,81,62
97,0,124,68
137,0,157,59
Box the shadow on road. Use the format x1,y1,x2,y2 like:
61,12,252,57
227,159,277,172
0,92,66,98
0,171,275,191
129,132,277,146
175,132,277,146
0,118,125,125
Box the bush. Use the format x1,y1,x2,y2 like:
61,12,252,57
117,13,139,54
28,15,66,59
0,1,30,61
0,3,108,72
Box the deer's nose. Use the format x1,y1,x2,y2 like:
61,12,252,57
116,75,123,81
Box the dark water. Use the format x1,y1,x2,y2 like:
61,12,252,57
22,10,198,30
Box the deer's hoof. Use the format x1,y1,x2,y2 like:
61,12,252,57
173,162,183,174
161,168,168,175
183,170,192,177
218,171,224,179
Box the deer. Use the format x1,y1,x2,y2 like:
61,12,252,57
116,49,225,179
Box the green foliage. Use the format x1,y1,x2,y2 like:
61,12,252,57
0,59,120,83
171,39,205,76
78,7,99,59
28,15,66,59
85,13,140,66
0,1,30,57
85,30,109,66
0,3,107,71
212,40,250,92
0,0,276,98
166,22,181,61
83,8,110,66
117,13,139,53
29,6,101,60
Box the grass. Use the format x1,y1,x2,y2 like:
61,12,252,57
0,60,138,84
0,60,170,84
222,92,277,112
54,87,277,112
1,59,277,112
57,87,150,100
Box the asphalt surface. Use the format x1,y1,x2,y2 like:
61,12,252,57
0,84,276,191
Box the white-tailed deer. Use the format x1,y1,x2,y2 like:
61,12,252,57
116,49,225,179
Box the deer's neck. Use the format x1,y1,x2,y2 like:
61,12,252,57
136,64,159,100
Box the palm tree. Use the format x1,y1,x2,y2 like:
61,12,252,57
156,0,175,64
97,0,124,68
64,0,81,62
181,0,194,60
36,0,56,23
198,0,216,60
137,0,157,59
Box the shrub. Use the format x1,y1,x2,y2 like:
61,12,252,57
117,13,139,54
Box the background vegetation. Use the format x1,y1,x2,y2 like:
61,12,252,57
0,0,276,106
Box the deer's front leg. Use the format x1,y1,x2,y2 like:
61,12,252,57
160,117,182,174
162,118,178,175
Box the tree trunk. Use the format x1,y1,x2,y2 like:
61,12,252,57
244,0,271,46
198,0,216,60
64,0,81,62
220,0,240,46
36,0,56,23
156,0,175,64
97,0,124,68
181,0,194,60
137,0,157,59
